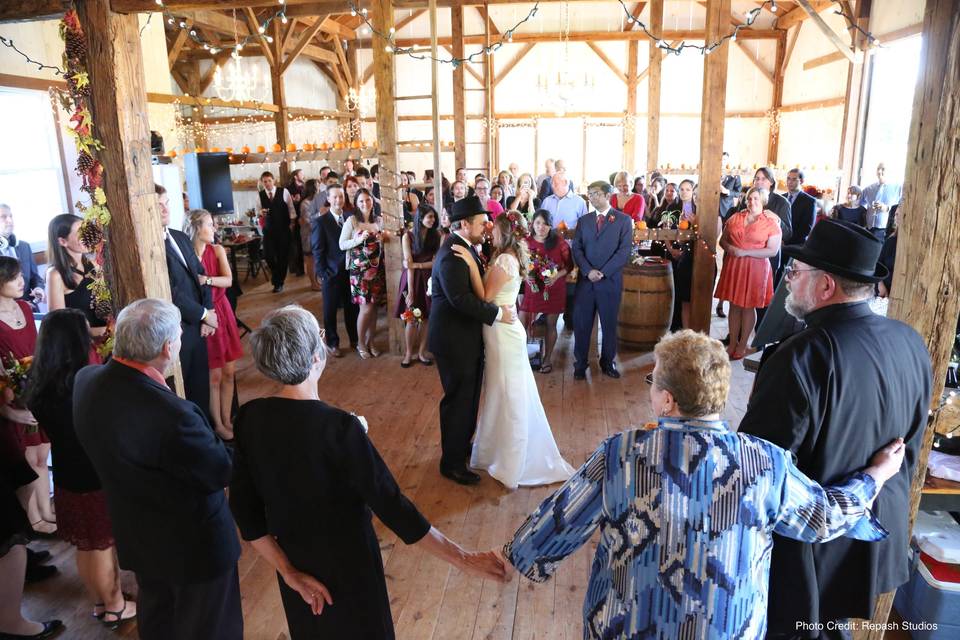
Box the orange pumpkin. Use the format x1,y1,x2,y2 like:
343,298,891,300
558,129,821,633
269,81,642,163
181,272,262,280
168,149,177,158
350,140,361,149
678,220,691,230
272,143,283,153
557,220,568,231
320,142,329,151
241,145,251,154
287,143,297,152
333,142,345,150
636,220,647,230
256,145,266,153
210,147,221,153
225,147,233,154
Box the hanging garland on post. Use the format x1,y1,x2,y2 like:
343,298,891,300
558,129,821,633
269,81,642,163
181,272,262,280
58,10,114,355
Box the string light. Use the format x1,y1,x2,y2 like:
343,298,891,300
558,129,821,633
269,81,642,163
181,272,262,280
833,6,882,48
0,35,64,75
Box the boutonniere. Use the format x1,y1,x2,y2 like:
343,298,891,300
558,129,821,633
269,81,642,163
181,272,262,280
607,214,615,223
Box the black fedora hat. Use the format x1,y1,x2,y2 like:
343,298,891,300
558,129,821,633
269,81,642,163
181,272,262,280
783,219,888,283
449,195,488,223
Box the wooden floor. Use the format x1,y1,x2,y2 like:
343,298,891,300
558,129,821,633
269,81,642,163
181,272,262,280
19,272,774,639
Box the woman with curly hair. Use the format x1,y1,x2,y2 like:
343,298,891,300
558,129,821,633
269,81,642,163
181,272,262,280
451,212,575,490
339,188,385,358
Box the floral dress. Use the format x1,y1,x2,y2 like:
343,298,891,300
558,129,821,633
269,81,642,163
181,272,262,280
348,232,386,305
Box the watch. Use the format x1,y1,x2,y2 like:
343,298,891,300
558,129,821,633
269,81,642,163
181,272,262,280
205,277,213,286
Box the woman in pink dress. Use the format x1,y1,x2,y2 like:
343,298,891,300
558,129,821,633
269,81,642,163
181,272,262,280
714,187,782,360
186,210,243,440
518,210,573,374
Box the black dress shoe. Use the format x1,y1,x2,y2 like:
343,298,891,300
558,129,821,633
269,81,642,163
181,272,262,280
601,364,621,379
272,285,284,293
25,563,58,585
0,620,64,639
573,369,586,381
440,467,481,485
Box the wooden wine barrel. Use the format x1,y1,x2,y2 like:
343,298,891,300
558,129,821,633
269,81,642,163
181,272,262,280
618,258,675,352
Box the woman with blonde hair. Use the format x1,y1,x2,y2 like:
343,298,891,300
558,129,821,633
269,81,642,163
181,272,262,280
715,186,782,359
451,212,574,490
496,170,516,199
611,171,646,221
185,209,243,440
499,329,905,639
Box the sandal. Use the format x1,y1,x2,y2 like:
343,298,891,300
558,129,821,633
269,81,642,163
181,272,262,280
539,363,553,374
369,345,381,358
92,603,105,620
356,347,371,359
401,358,413,368
418,356,434,366
101,600,137,630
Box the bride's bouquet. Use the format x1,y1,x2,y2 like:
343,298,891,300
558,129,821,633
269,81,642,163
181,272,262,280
526,248,560,300
401,307,423,326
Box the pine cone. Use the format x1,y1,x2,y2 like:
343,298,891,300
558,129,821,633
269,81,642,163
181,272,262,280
76,151,94,174
67,74,90,98
65,33,87,60
93,296,112,321
79,220,104,249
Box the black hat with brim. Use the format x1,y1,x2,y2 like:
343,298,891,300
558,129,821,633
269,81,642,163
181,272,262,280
449,196,488,223
782,218,888,283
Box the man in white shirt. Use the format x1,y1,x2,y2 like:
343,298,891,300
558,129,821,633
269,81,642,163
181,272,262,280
259,171,297,293
859,162,902,240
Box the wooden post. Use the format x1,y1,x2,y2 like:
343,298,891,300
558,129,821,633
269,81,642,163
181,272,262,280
428,0,443,216
271,18,289,182
856,3,960,636
838,0,872,191
767,30,786,164
647,0,664,173
483,3,494,176
76,0,172,309
623,40,638,172
372,0,403,354
451,5,466,172
346,38,361,145
690,0,730,334
186,59,207,149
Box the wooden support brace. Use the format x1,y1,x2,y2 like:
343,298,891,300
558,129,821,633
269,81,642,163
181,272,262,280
244,7,276,69
586,42,628,84
795,0,856,62
281,15,327,75
493,43,536,86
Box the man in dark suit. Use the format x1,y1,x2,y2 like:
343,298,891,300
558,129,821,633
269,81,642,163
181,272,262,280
157,184,215,422
571,181,633,380
311,184,359,357
785,168,817,245
75,298,242,640
739,220,932,639
259,171,297,293
428,196,514,485
0,204,45,310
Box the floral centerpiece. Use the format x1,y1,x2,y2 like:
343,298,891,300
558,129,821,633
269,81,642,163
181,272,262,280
401,307,423,326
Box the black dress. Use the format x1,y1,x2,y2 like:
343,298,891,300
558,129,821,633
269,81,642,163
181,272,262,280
64,266,108,328
229,398,431,640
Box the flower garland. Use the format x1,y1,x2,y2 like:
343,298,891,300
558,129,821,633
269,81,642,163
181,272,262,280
58,10,113,355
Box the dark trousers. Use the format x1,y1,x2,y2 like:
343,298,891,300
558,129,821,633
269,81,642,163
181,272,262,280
434,352,483,471
573,278,621,371
136,566,242,640
320,270,359,348
178,325,211,423
562,282,576,328
289,226,304,276
264,230,291,288
870,228,886,242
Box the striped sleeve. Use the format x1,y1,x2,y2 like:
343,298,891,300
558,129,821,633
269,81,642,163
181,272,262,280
774,451,887,543
503,441,607,583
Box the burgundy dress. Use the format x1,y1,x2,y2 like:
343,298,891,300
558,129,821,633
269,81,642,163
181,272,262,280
519,237,573,315
201,245,244,369
394,231,438,319
0,299,47,452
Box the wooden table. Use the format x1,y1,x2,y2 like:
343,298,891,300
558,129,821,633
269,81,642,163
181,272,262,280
921,472,960,510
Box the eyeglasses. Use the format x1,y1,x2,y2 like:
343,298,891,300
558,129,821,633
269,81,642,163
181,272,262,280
587,191,605,198
783,266,821,280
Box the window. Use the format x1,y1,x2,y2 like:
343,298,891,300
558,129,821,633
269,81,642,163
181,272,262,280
0,87,69,249
859,36,923,186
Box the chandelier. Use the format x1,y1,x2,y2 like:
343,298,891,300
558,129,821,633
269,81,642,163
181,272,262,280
213,55,261,103
344,86,373,116
535,1,593,116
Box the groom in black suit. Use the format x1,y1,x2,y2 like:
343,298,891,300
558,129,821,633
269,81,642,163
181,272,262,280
428,197,514,485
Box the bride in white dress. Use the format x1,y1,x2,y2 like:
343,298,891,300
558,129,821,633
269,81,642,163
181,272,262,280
451,213,576,490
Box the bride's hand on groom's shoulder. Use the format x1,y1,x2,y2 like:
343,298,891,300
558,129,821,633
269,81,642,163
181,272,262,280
451,244,475,266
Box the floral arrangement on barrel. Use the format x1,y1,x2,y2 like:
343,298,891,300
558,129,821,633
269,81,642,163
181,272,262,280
1,354,33,429
526,248,560,300
400,307,423,326
59,10,114,357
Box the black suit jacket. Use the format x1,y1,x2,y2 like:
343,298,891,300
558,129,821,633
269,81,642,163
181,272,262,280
739,302,932,627
427,234,498,361
165,228,211,328
311,212,347,282
766,191,794,243
11,237,44,292
787,191,817,244
74,360,240,583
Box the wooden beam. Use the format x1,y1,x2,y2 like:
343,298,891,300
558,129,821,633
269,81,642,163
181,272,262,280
199,50,232,94
451,5,466,171
493,43,536,86
483,3,494,174
429,0,444,215
690,0,730,333
793,0,856,62
838,0,871,191
637,39,680,83
332,36,353,86
442,45,484,84
781,22,801,75
804,23,923,70
780,95,844,111
475,5,499,35
280,18,300,56
624,2,647,31
300,43,338,65
270,18,289,162
390,28,779,48
170,66,191,95
329,61,349,97
623,39,639,171
281,14,327,74
647,0,663,172
76,0,173,318
734,39,775,84
167,20,193,69
177,10,249,37
586,42,628,84
859,2,960,636
776,0,832,30
244,7,276,69
394,8,426,32
768,30,787,163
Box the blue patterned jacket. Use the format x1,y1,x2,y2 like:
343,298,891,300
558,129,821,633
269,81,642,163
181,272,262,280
504,418,886,640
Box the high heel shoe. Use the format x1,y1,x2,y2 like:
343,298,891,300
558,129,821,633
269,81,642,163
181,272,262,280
356,346,371,359
368,345,381,357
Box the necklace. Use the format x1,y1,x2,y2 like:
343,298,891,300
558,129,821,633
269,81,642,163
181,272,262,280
0,303,23,328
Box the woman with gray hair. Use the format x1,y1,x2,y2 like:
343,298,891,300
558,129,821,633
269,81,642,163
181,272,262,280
229,305,507,639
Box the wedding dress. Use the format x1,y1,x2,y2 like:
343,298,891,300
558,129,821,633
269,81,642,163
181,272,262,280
471,253,576,489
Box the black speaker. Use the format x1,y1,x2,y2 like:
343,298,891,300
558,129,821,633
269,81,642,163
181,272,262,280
184,152,234,215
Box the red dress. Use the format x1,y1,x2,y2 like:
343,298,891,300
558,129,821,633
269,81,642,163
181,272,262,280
714,212,782,308
0,300,47,451
611,193,645,221
201,245,244,369
519,237,573,314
